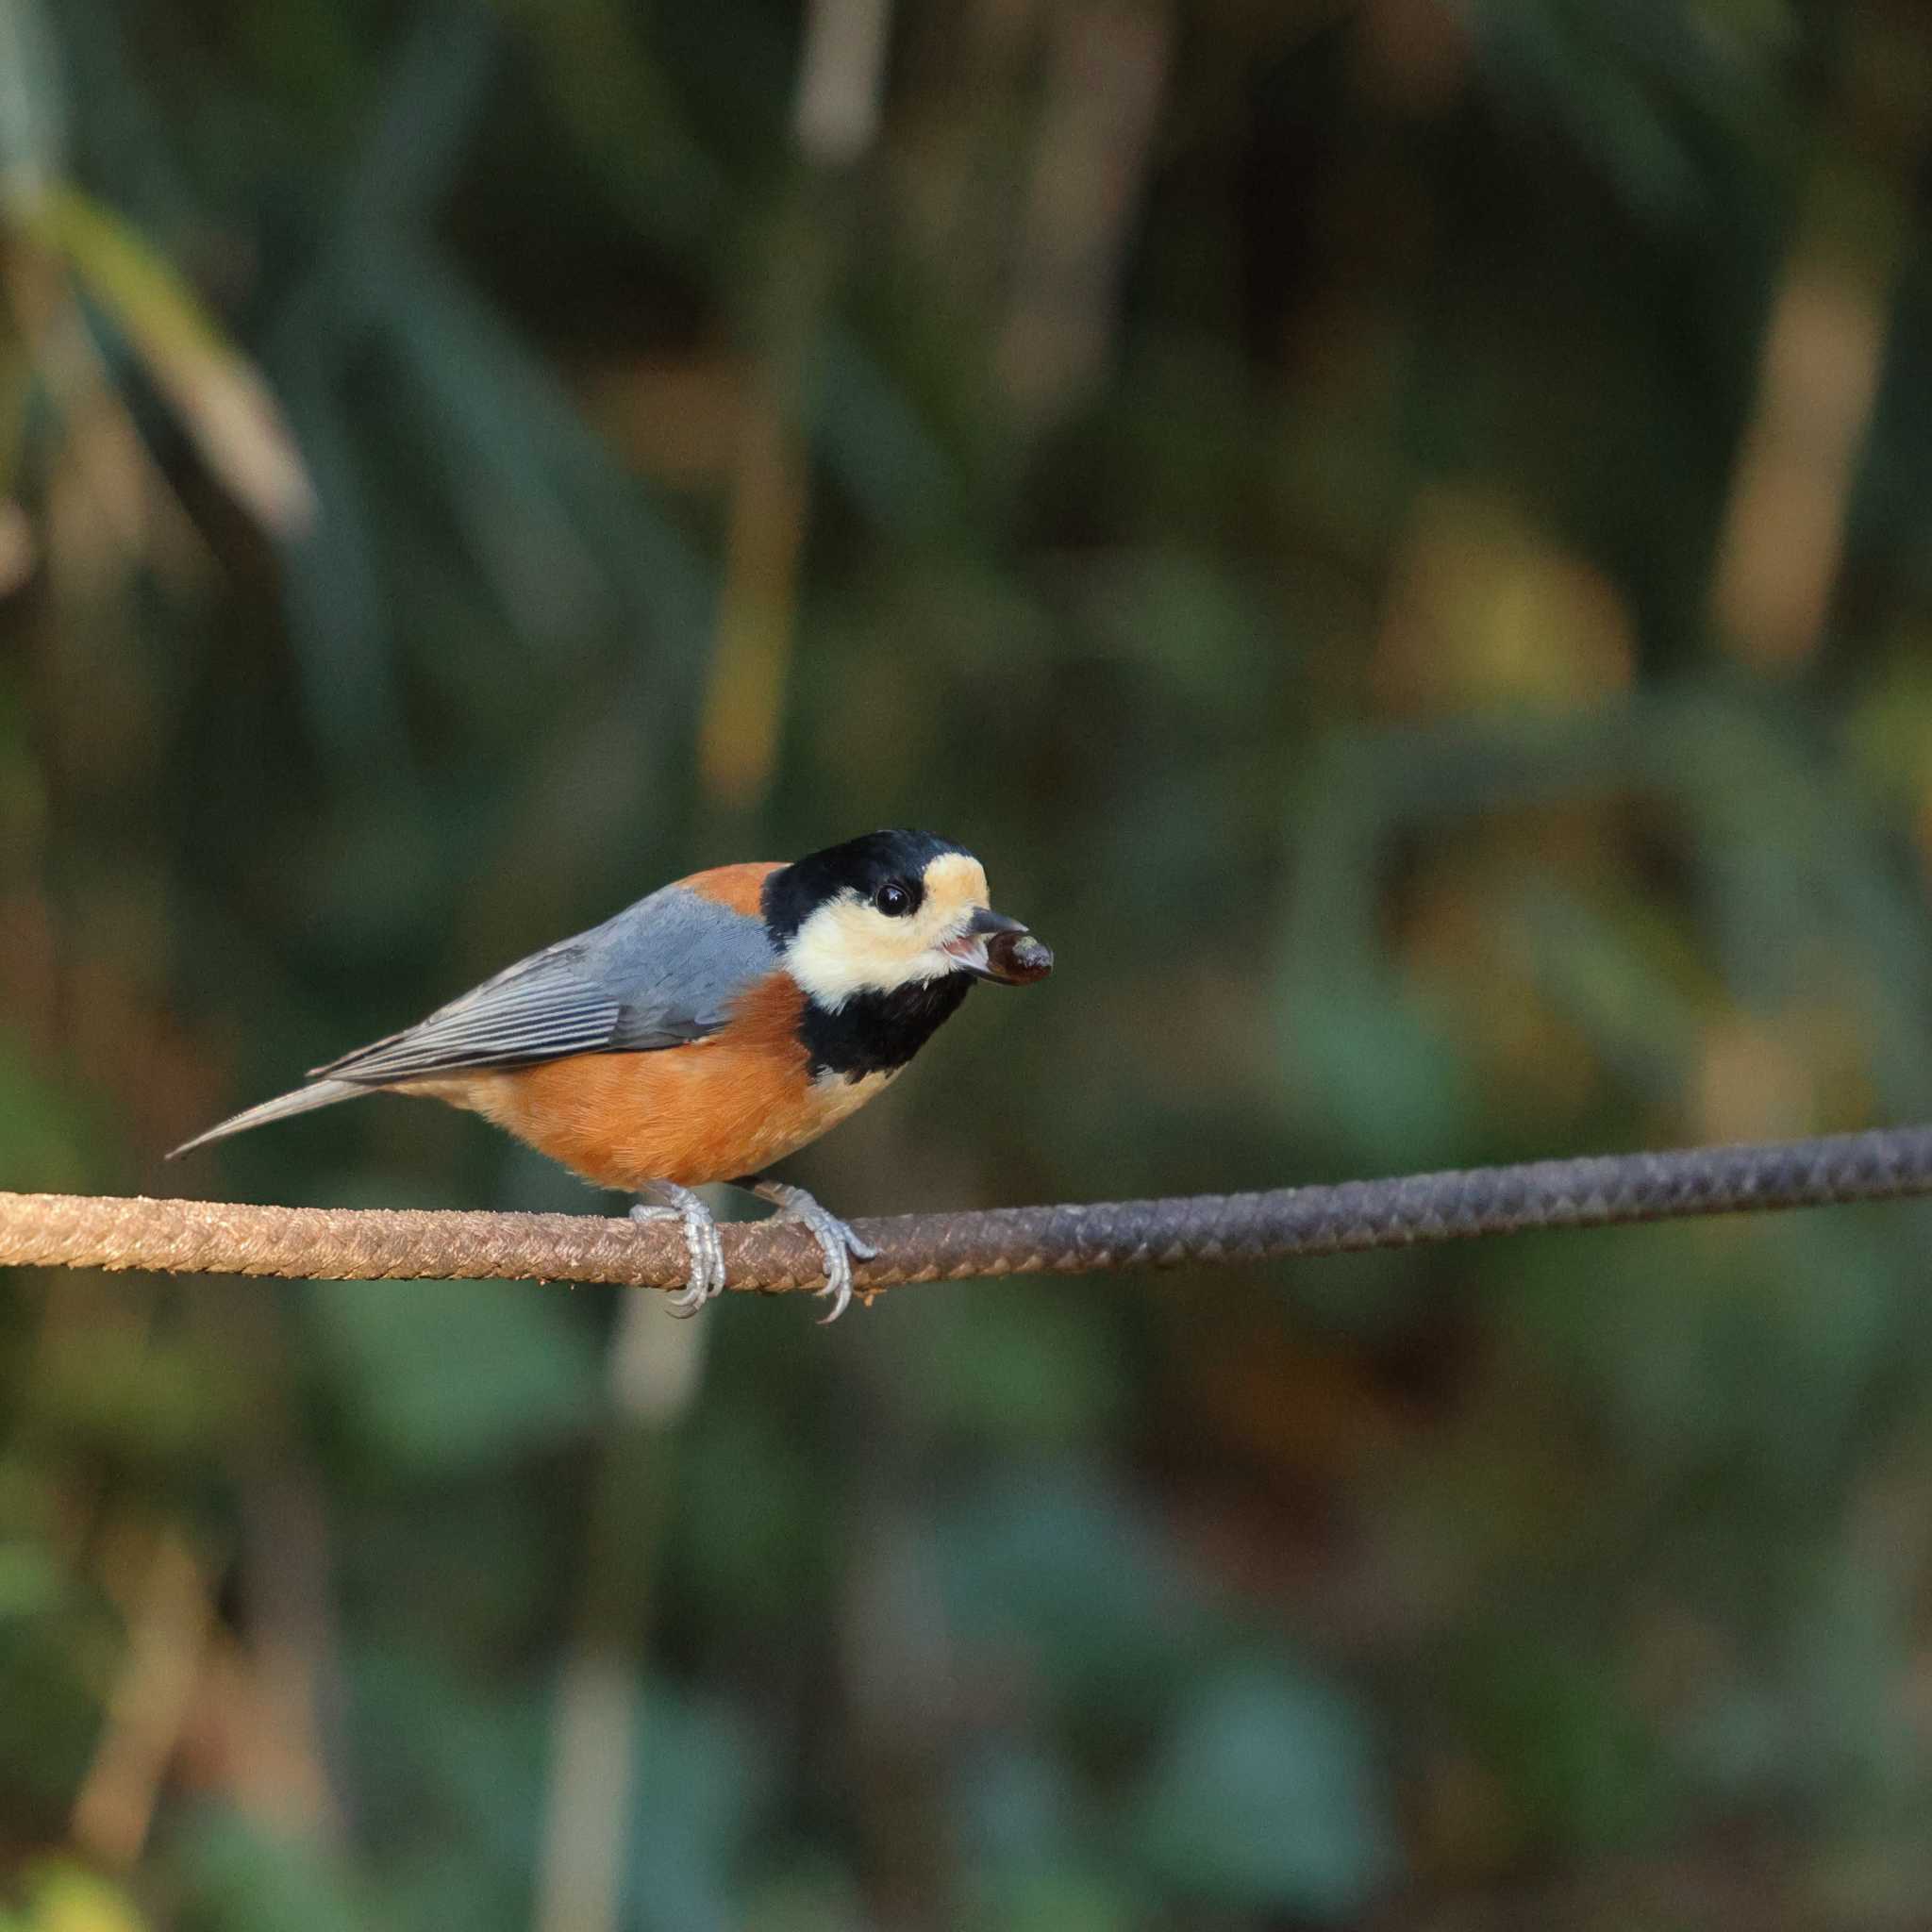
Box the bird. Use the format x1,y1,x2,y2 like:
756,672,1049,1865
170,829,1052,1319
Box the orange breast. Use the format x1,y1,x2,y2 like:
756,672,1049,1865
412,970,893,1190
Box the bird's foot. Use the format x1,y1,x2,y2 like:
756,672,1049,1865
630,1183,727,1314
751,1179,877,1324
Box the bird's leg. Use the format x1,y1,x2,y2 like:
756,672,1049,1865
629,1182,727,1314
743,1178,878,1324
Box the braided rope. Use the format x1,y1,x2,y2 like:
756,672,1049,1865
4,1124,1932,1297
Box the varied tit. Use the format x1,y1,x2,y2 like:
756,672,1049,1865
171,830,1052,1319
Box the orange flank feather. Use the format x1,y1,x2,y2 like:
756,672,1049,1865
680,860,781,916
410,969,897,1190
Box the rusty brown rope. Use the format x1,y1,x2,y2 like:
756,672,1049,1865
5,1124,1932,1297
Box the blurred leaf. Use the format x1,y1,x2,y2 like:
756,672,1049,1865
307,1277,597,1474
953,1743,1139,1932
675,1398,835,1627
26,184,314,533
884,1290,1129,1451
355,1643,771,1932
1472,0,1785,222
0,1541,60,1621
0,1037,99,1191
0,0,65,188
268,344,408,761
504,0,724,248
36,0,197,237
353,243,715,673
1456,1624,1661,1852
0,1601,109,1833
964,1868,1135,1932
813,329,963,537
1074,547,1275,713
170,1814,365,1932
931,1465,1219,1714
1280,979,1476,1172
350,1648,547,1872
21,1865,147,1932
375,254,611,652
625,1681,772,1932
1128,1659,1395,1917
29,1330,248,1469
333,4,500,236
738,1863,869,1932
249,6,517,758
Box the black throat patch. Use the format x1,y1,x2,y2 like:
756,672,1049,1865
799,975,973,1080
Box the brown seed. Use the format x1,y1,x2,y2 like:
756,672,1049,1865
988,929,1054,984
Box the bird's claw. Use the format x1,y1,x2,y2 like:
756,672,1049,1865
630,1186,726,1313
752,1180,875,1323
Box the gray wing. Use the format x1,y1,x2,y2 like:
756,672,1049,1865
168,883,779,1158
310,881,777,1087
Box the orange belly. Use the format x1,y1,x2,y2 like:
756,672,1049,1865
406,973,899,1190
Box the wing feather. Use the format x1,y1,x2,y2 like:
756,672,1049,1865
308,882,774,1088
169,881,781,1160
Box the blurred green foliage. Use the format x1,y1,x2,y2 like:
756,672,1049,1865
7,0,1932,1926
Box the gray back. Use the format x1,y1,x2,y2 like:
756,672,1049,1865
311,884,778,1086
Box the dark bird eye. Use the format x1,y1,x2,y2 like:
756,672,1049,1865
874,880,913,917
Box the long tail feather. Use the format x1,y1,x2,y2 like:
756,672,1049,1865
167,1078,368,1159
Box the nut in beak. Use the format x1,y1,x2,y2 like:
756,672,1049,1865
944,907,1053,985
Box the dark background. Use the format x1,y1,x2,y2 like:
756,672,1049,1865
7,2,1932,1926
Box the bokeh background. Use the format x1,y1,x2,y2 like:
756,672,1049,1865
7,1,1932,1926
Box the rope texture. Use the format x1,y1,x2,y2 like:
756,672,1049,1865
4,1124,1932,1297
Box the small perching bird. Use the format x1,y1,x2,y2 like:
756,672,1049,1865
171,830,1053,1318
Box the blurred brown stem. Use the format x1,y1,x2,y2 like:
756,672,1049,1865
1711,8,1932,670
70,1528,214,1868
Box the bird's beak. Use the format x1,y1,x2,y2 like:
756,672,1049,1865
944,907,1054,985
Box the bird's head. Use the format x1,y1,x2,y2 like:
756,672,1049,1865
764,830,1051,1011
